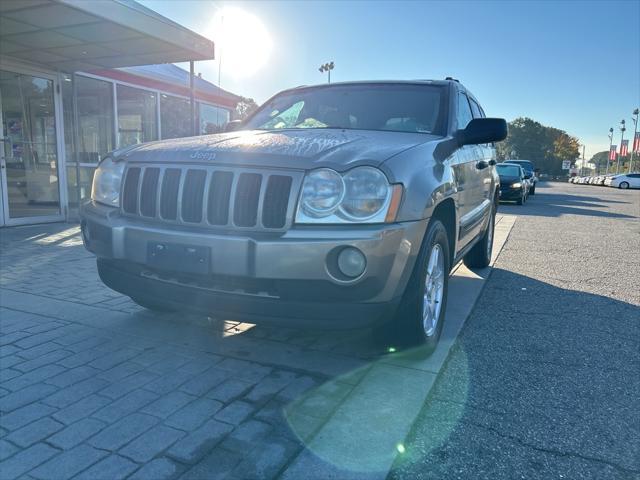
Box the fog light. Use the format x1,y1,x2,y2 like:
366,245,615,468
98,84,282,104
337,247,366,278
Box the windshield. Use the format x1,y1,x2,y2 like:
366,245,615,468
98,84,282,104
243,84,447,135
497,165,521,177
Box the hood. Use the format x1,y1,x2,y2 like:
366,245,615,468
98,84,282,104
114,129,437,171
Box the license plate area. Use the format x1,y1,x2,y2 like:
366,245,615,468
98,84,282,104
147,242,210,275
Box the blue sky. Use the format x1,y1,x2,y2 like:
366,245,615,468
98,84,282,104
140,0,640,159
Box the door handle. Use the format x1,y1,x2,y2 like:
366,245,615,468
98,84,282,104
476,160,489,170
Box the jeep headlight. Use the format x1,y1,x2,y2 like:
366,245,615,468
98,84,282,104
91,157,125,207
299,169,345,216
296,167,402,224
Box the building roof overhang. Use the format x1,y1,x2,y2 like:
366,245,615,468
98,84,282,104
0,0,215,72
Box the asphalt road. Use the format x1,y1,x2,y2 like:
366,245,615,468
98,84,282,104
389,181,640,480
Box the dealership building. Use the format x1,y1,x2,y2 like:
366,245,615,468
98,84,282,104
0,0,241,226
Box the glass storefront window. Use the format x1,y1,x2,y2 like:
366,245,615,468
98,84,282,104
117,85,157,148
160,94,191,139
76,75,114,164
0,69,61,219
198,103,230,134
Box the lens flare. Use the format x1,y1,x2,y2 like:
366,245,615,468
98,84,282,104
207,7,273,79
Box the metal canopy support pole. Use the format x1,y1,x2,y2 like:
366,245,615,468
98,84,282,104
72,73,81,209
190,60,196,136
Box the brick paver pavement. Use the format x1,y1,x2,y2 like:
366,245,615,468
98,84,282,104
0,224,382,479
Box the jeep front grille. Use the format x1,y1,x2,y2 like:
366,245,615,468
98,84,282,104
121,165,302,231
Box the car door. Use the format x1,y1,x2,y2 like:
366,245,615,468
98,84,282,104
452,91,477,251
627,173,640,188
456,93,488,248
469,99,495,204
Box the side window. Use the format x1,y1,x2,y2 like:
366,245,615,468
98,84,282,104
456,93,473,130
469,98,482,119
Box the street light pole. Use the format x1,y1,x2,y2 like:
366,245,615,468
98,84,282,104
616,120,626,175
629,108,639,173
318,61,335,84
605,127,614,176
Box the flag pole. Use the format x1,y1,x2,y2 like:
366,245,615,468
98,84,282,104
629,109,639,173
606,128,613,176
616,120,626,175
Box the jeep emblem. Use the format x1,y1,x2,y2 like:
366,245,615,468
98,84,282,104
189,151,216,161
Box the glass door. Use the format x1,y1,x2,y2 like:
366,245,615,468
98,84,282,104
0,69,63,225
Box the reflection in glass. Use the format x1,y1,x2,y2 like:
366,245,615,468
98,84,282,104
76,76,114,164
160,94,191,139
198,103,230,134
117,85,157,148
0,70,60,218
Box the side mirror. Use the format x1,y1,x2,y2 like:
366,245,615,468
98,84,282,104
523,173,532,179
224,120,243,132
458,118,507,146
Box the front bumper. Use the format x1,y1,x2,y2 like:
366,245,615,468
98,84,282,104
499,186,524,200
80,202,428,328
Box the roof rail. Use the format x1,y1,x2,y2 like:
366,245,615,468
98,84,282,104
445,77,460,82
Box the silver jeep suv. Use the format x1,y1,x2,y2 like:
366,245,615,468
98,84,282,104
81,79,507,351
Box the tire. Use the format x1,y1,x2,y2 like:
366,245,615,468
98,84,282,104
516,191,524,205
619,181,630,189
463,202,495,269
130,296,177,312
373,219,450,353
530,184,536,195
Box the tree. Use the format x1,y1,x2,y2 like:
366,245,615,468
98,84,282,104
496,117,580,175
552,131,581,165
589,151,610,172
233,97,259,120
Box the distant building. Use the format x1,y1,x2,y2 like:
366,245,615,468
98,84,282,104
0,0,241,226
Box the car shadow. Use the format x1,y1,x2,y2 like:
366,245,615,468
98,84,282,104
388,267,640,478
498,183,637,219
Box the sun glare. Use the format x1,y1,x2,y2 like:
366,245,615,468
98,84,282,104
208,7,273,79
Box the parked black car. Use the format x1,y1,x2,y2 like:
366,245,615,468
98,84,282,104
503,159,537,194
497,163,528,205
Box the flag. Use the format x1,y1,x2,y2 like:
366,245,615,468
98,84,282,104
609,145,617,162
620,139,629,157
633,131,640,153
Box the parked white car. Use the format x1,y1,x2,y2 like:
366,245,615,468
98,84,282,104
609,173,640,189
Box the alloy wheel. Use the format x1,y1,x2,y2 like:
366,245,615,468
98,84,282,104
423,244,445,337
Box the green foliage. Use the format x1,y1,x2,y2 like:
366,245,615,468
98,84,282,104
589,151,610,172
497,117,581,174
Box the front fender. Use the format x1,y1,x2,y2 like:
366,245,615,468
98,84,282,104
380,141,458,222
